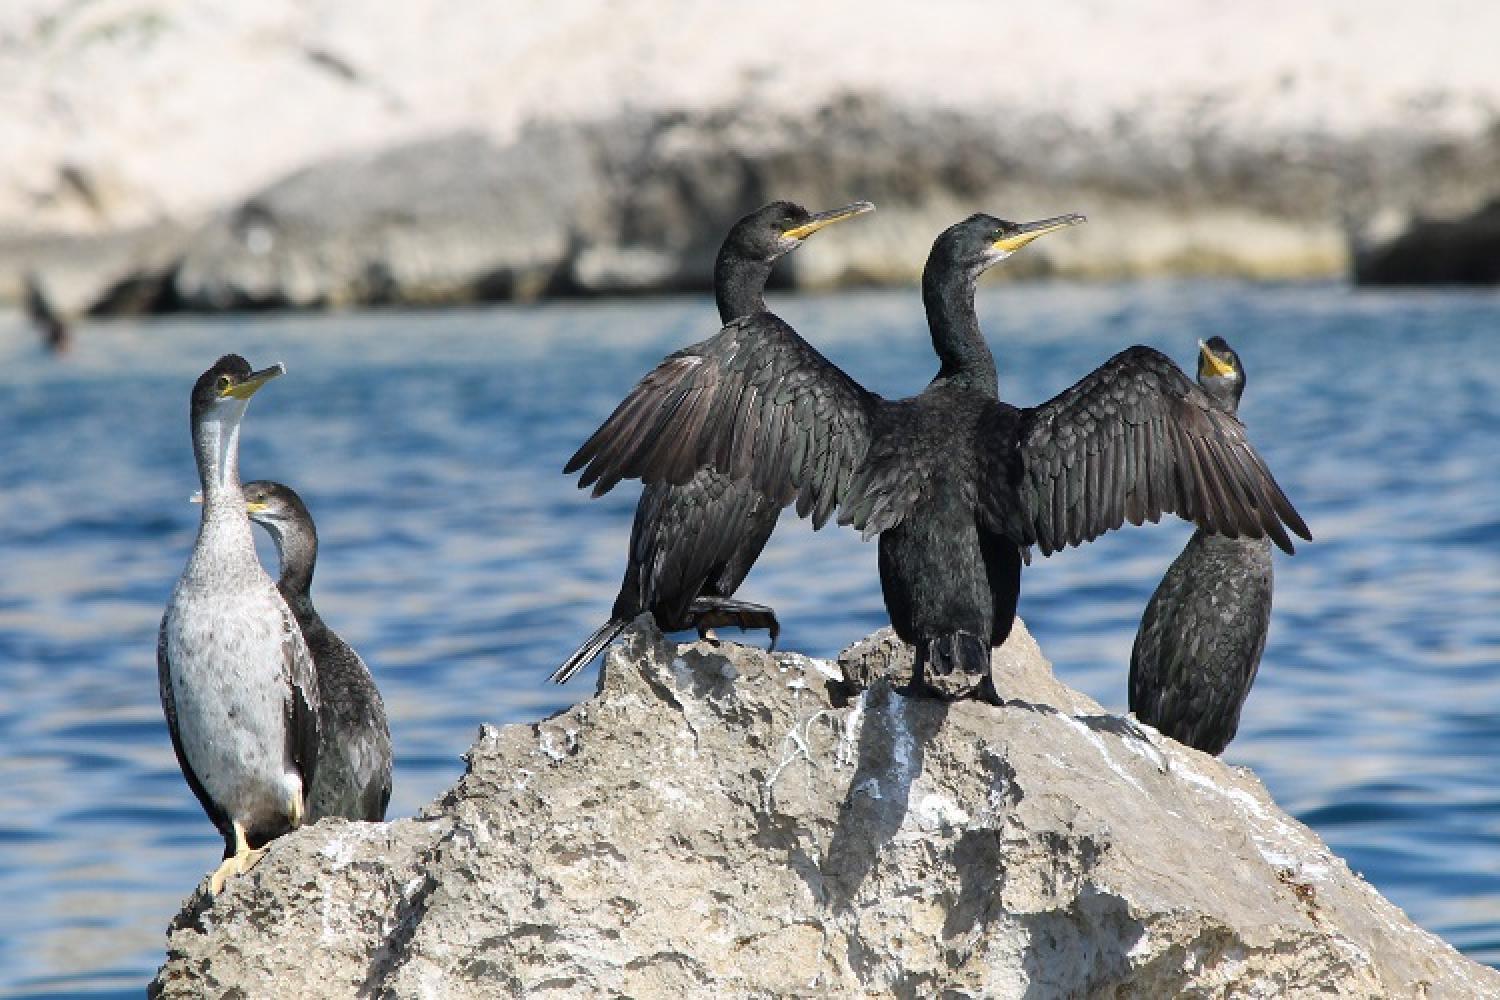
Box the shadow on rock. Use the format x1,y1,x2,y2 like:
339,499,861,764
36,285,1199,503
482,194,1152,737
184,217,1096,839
820,681,948,907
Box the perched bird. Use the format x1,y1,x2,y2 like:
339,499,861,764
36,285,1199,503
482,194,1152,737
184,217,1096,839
23,271,69,354
568,214,1311,700
553,200,874,684
1129,337,1276,754
241,481,393,821
158,356,319,895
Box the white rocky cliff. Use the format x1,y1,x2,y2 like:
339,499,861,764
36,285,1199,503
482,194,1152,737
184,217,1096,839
150,620,1499,998
6,1,1500,311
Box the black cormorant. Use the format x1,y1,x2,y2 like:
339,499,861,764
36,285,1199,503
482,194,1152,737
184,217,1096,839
23,271,69,354
567,214,1311,700
243,480,393,820
1129,337,1275,754
158,356,320,895
552,200,874,683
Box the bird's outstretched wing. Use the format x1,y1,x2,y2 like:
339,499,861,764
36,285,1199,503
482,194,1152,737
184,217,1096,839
1008,346,1310,556
567,313,880,529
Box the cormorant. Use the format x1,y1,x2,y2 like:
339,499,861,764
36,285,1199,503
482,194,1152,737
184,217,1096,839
552,200,874,684
1129,337,1274,754
243,480,393,820
158,356,320,895
23,271,69,354
567,214,1311,700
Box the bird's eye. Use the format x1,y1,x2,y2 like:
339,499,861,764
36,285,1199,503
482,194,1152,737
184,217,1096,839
215,374,232,393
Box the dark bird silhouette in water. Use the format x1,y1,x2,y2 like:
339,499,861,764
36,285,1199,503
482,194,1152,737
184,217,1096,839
552,199,874,684
23,271,69,354
568,213,1311,701
241,481,393,820
158,356,319,895
1129,337,1277,754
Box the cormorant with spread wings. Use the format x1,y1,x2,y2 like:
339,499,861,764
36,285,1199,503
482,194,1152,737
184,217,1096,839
553,200,873,684
568,213,1310,700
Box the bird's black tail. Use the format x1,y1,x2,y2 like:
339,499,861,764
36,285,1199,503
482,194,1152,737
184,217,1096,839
550,618,631,685
914,632,993,701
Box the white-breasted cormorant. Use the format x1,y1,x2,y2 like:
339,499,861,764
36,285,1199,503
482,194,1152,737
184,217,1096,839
243,480,393,820
158,356,320,894
552,200,874,684
1129,337,1275,754
567,214,1311,700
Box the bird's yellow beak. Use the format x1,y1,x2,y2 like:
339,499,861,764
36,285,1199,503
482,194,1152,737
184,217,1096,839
782,200,876,241
221,363,286,400
1197,340,1236,378
993,213,1087,254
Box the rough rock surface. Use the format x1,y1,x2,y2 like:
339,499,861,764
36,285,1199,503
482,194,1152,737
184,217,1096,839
150,619,1498,999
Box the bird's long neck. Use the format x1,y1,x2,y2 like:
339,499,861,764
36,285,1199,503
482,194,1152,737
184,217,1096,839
714,246,775,323
1202,379,1244,416
188,412,257,575
264,519,318,610
923,262,997,396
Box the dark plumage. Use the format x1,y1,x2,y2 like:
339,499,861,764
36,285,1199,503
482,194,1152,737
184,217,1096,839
1129,337,1274,754
568,214,1311,701
23,271,69,354
553,200,873,684
244,481,393,821
159,355,319,895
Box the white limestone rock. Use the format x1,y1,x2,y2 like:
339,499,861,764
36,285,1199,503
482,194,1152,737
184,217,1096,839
150,620,1499,998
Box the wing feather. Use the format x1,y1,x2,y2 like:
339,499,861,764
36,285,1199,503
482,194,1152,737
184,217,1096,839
1012,346,1311,556
280,601,321,801
567,313,880,527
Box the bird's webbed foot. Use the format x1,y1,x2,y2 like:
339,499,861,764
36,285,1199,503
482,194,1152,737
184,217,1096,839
687,597,781,650
208,856,237,896
207,822,272,896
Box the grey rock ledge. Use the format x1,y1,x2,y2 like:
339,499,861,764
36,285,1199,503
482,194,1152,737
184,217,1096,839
150,618,1499,998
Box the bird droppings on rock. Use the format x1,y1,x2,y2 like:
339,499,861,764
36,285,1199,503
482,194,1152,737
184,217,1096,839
151,618,1500,999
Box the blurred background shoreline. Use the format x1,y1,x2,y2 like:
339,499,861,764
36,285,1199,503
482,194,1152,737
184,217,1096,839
4,0,1500,323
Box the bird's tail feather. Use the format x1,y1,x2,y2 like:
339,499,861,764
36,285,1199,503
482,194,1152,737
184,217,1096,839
550,618,631,685
914,632,992,700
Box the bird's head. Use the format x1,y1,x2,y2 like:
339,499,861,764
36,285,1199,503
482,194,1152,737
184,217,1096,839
931,212,1086,279
240,480,309,534
190,354,284,425
1197,336,1246,412
726,199,875,261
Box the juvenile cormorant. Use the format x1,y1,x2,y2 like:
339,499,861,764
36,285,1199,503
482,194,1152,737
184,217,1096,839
158,356,320,895
243,481,393,820
552,200,874,684
568,214,1311,700
1129,337,1274,754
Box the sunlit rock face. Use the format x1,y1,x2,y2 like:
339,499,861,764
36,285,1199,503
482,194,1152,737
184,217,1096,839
150,619,1497,998
11,1,1500,310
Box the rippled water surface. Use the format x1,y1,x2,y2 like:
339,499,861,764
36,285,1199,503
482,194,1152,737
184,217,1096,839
1,281,1497,994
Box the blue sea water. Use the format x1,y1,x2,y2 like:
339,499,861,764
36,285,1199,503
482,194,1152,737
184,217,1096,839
0,280,1496,994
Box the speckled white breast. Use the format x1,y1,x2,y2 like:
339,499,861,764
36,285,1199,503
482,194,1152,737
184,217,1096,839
166,527,306,833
